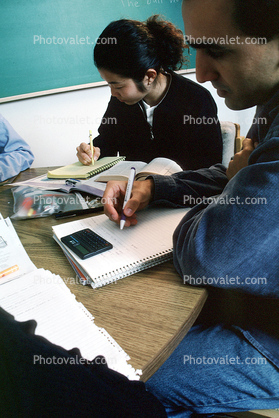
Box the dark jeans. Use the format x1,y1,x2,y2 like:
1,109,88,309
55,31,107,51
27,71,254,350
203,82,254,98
146,323,279,417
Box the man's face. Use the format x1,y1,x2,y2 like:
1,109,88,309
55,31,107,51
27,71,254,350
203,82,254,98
182,0,279,110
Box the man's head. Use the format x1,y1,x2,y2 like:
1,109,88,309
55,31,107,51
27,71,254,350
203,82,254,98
182,0,279,110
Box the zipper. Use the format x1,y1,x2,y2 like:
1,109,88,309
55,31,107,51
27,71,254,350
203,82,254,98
138,101,154,141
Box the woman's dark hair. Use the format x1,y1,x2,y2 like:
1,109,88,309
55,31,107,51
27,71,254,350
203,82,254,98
232,0,279,41
94,15,187,84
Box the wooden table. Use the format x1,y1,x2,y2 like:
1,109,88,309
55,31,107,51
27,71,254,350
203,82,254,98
0,167,207,381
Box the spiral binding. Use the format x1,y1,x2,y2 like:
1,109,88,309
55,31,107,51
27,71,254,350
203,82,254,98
87,156,125,177
90,249,173,289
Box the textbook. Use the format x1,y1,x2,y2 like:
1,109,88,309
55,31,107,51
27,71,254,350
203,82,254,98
52,207,189,289
9,174,106,197
95,157,182,182
47,156,125,179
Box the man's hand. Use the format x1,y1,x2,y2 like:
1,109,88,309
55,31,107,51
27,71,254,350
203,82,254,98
76,142,100,165
226,138,259,180
103,179,155,227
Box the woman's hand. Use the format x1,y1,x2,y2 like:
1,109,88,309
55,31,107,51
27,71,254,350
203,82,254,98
76,142,100,165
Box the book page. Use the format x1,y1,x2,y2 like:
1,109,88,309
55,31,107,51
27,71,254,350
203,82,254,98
95,161,146,182
136,157,183,180
0,217,36,284
95,158,182,182
0,268,140,379
8,173,68,190
9,173,106,196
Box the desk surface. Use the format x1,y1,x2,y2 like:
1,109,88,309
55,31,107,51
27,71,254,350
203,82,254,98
0,167,207,381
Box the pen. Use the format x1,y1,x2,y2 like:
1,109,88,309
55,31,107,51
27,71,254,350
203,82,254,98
120,167,136,230
0,264,19,278
89,130,94,165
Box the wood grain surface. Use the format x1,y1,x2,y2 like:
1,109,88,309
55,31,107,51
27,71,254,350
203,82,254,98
0,168,207,381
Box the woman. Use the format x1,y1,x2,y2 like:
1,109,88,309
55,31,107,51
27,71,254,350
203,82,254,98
77,15,222,170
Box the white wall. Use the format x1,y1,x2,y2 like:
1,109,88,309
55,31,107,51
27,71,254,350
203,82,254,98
0,72,256,168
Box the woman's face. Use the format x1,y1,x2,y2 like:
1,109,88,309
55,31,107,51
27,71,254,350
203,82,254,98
98,69,148,105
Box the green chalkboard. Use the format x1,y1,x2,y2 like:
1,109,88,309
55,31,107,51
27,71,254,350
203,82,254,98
0,0,195,101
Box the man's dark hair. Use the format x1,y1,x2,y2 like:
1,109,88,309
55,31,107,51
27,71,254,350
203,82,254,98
183,0,279,41
232,0,279,41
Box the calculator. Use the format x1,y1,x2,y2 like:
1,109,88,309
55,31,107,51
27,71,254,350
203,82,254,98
61,228,113,260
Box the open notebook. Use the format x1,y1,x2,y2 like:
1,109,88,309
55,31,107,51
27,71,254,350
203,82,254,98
47,156,125,179
52,207,188,289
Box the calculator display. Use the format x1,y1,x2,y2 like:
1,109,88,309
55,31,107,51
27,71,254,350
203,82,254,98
74,244,88,255
61,228,113,260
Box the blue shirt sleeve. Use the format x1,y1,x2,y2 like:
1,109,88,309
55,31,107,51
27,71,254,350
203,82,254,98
0,114,34,182
150,164,228,207
172,159,279,298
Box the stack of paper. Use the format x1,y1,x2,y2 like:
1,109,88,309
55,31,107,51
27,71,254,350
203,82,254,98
0,214,36,283
0,215,141,380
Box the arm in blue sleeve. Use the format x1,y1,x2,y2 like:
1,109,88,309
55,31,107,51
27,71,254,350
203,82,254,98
149,164,228,207
0,115,34,182
172,160,279,298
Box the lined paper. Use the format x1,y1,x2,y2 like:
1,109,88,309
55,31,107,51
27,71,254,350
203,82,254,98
0,268,140,380
52,207,188,288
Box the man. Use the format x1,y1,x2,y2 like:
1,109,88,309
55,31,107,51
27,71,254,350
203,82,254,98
0,114,34,182
103,0,279,415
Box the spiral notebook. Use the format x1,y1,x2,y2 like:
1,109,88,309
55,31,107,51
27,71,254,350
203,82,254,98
47,156,125,179
52,207,188,288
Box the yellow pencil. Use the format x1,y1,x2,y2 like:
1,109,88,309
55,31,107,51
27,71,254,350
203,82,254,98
89,130,94,165
0,264,19,278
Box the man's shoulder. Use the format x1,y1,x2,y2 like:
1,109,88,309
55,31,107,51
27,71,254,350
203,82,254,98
266,108,279,139
260,88,279,141
249,115,279,165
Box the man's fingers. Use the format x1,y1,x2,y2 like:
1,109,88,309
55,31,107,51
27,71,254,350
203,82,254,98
242,137,255,151
103,181,127,223
123,197,140,218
